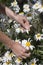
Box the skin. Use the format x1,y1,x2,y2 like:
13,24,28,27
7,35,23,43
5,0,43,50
0,3,30,59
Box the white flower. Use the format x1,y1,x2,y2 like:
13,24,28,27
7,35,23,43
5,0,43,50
15,58,22,64
34,33,41,41
3,61,12,65
2,51,15,63
2,57,8,62
15,28,21,33
22,39,27,47
23,8,30,13
15,28,24,33
11,0,17,7
3,51,12,61
23,4,29,9
22,39,34,50
38,6,43,13
31,58,38,65
14,5,20,13
32,2,41,10
23,4,30,13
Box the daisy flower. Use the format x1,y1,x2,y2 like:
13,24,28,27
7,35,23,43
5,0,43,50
38,6,43,12
32,2,41,10
23,4,30,13
22,39,35,50
3,51,14,62
3,61,12,65
15,58,22,64
11,0,17,7
34,33,41,41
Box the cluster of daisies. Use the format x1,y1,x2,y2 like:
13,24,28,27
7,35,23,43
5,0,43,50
0,29,43,65
11,0,30,13
11,0,43,13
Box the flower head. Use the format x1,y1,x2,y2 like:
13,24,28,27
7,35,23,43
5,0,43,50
22,39,35,50
38,6,43,12
3,61,12,65
35,33,41,41
32,2,41,10
23,4,30,13
31,63,35,65
15,58,22,64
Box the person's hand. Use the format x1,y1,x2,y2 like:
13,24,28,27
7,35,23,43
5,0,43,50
15,15,30,30
11,41,31,59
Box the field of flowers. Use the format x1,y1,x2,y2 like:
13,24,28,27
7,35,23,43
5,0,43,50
0,0,43,65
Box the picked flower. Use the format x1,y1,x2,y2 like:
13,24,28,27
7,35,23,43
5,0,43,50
22,39,35,50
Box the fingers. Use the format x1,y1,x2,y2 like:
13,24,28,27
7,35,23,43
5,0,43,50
19,52,31,59
23,52,31,58
22,17,30,30
20,48,31,59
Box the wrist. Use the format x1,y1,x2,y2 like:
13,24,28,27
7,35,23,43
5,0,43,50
0,31,14,49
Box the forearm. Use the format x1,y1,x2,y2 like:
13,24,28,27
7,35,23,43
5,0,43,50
0,31,14,49
0,3,17,20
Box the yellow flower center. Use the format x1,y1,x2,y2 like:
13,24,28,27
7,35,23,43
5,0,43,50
17,58,22,62
9,53,14,57
19,12,24,14
6,61,10,64
26,42,31,47
31,63,34,65
37,34,41,38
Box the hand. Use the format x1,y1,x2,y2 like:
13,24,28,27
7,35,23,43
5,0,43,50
15,15,30,30
11,41,31,59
